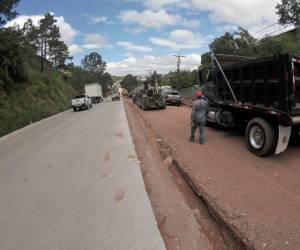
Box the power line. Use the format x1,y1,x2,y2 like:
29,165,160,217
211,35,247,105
255,25,294,39
252,22,278,36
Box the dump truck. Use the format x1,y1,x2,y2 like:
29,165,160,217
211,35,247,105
133,71,166,111
85,83,103,103
201,53,300,156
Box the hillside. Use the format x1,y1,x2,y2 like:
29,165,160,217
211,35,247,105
0,57,75,137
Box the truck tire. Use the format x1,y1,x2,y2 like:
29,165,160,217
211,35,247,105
142,104,148,111
246,118,277,156
73,107,77,112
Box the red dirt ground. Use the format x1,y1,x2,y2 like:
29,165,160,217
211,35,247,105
125,98,300,250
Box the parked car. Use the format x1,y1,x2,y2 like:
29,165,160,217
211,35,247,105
111,92,120,101
71,95,92,112
164,89,182,106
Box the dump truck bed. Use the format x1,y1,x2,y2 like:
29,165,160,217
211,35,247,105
205,54,300,116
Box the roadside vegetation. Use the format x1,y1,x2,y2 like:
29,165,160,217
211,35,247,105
0,0,113,137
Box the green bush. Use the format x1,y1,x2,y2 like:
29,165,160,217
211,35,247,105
0,57,74,137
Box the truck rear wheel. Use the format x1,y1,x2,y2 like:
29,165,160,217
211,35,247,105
142,102,148,111
246,118,277,156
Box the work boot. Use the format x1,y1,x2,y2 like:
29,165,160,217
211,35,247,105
189,137,194,142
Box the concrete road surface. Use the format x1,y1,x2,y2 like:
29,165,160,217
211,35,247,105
0,100,166,250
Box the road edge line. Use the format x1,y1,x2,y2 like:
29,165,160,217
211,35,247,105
121,98,168,250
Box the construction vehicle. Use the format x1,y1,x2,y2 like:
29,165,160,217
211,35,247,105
200,53,300,156
121,88,129,96
133,71,166,111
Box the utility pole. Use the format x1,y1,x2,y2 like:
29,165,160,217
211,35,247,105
173,53,186,90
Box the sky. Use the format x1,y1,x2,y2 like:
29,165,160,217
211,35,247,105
6,0,287,76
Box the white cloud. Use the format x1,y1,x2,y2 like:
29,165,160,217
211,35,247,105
107,53,201,76
150,29,206,50
86,15,108,24
124,27,147,34
133,0,280,35
117,41,154,52
124,52,134,57
130,0,185,10
5,14,78,46
82,33,109,49
190,0,277,28
68,44,83,56
143,0,181,10
119,9,179,29
119,9,200,30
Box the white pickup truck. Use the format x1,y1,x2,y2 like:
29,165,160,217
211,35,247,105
71,95,92,112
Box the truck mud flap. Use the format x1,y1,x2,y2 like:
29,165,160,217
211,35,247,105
275,126,291,155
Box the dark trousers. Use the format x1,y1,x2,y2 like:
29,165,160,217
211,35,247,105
191,121,205,144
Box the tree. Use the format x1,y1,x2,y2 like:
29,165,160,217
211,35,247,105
120,74,138,92
234,27,257,56
49,40,72,69
209,32,237,54
169,70,197,90
20,18,38,54
38,13,60,71
81,52,106,75
0,28,25,90
256,37,284,57
100,72,113,94
201,27,258,72
276,0,300,25
0,0,20,27
209,27,257,56
37,13,61,72
19,15,71,71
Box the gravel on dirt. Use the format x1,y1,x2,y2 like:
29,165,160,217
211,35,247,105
125,98,300,250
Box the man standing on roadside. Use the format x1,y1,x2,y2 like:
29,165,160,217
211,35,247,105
190,91,208,144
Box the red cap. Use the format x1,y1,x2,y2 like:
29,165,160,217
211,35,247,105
195,91,203,97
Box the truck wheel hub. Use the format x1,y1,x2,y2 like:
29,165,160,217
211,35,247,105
250,125,265,149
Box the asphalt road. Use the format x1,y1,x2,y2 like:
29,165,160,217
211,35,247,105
125,100,300,250
0,100,165,250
